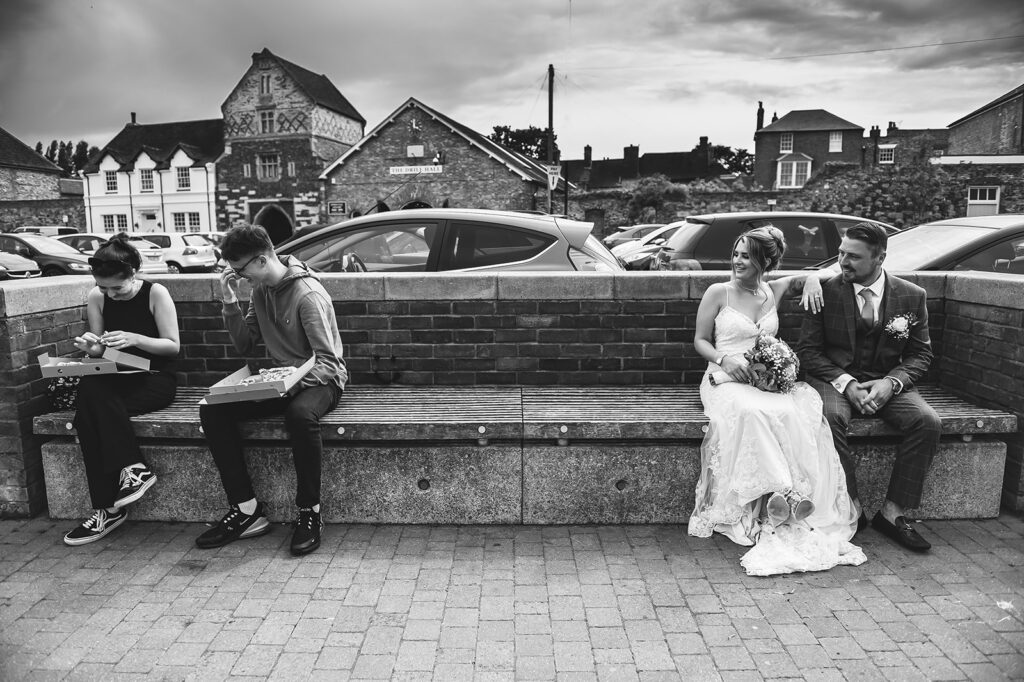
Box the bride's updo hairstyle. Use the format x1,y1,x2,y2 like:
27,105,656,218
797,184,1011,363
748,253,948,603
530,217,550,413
735,226,787,279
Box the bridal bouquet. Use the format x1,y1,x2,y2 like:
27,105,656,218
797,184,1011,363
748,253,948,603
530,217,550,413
744,333,799,393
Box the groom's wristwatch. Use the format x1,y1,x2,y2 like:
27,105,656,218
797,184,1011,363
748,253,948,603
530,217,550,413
885,375,903,395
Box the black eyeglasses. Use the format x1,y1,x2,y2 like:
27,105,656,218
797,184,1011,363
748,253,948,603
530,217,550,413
233,253,264,277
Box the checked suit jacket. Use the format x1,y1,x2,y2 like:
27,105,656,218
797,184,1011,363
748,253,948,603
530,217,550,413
796,271,933,388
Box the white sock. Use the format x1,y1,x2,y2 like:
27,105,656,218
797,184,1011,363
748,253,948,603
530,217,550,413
312,504,320,513
237,498,258,515
105,507,119,514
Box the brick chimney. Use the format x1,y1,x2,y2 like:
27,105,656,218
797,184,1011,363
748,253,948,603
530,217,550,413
869,126,881,166
623,145,639,178
756,101,765,131
771,111,778,123
584,145,592,167
887,121,898,137
699,136,711,169
130,112,137,126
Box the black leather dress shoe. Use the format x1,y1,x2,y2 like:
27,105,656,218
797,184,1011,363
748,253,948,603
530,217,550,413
871,512,931,552
856,513,869,534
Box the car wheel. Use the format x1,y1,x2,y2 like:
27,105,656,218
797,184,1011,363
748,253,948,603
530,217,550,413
166,262,182,274
43,266,64,277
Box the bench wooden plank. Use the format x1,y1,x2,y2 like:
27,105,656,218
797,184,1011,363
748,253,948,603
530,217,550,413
34,386,524,442
521,385,1018,441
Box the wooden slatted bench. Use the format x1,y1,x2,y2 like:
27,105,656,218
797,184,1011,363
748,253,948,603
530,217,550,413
34,385,1015,524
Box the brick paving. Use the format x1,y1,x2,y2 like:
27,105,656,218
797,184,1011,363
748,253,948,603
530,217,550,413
0,515,1022,681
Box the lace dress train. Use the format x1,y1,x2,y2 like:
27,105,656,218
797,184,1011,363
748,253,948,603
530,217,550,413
688,305,865,576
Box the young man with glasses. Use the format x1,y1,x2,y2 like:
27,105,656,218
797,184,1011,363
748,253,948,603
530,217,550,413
195,224,346,555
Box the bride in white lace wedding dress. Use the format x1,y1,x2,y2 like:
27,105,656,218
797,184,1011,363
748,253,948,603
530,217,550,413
688,226,864,576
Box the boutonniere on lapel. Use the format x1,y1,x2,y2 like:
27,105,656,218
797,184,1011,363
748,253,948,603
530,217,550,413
884,313,918,340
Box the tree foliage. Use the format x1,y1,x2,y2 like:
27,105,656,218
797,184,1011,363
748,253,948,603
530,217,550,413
35,138,97,176
626,174,677,222
488,125,560,162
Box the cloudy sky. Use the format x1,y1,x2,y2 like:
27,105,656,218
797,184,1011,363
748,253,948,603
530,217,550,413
1,0,1022,162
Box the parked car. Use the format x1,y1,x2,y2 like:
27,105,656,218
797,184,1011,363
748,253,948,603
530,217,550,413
812,214,1024,274
56,234,169,274
276,208,622,273
0,251,42,280
651,211,899,271
602,223,665,249
0,233,91,276
13,225,79,237
612,223,685,270
132,232,219,273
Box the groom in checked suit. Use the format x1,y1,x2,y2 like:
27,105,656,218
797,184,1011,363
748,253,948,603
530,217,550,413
797,222,940,552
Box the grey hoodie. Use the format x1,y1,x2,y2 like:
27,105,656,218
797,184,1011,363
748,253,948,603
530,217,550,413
223,255,347,390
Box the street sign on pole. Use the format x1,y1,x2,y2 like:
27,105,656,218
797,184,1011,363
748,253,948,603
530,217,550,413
546,165,561,191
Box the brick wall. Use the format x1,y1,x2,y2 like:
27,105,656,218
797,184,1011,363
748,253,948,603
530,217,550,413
948,94,1023,155
753,130,863,188
0,271,1019,516
324,108,546,215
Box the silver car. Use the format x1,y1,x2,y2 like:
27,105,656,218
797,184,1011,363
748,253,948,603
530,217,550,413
277,208,622,273
132,232,219,273
57,234,169,274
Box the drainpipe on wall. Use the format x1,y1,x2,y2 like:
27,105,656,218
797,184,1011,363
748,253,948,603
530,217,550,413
126,171,134,231
206,164,215,230
159,168,167,231
83,174,93,232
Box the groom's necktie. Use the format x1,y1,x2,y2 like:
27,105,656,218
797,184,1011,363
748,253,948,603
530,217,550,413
859,289,876,330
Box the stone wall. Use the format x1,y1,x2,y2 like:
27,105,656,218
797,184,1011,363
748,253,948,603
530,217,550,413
0,271,1020,516
0,198,86,233
0,168,61,202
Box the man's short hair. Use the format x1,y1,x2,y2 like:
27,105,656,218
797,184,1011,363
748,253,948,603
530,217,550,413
221,224,274,262
844,222,888,255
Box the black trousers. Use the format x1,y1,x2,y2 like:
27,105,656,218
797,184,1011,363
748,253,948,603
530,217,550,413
807,377,941,508
74,372,177,509
199,383,341,509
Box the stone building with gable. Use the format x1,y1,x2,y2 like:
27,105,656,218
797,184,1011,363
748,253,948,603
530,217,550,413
0,125,85,231
218,48,365,242
320,97,565,217
753,107,864,189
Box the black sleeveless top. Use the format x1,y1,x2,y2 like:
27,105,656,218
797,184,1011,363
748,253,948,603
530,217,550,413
102,280,176,374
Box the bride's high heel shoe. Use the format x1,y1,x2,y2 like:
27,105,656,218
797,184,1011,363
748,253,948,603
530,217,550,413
785,490,815,522
766,492,790,527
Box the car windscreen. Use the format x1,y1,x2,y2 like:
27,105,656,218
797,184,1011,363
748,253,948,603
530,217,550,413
182,235,212,247
663,222,707,252
19,235,82,254
819,224,996,271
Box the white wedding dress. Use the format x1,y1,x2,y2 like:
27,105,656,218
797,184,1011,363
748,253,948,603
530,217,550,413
688,292,865,576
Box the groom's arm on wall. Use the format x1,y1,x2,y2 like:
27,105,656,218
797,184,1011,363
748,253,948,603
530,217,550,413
889,287,933,389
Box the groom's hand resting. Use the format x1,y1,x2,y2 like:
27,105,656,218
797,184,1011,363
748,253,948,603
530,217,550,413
861,379,895,413
844,382,876,415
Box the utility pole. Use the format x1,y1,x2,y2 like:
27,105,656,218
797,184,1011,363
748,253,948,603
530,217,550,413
547,63,554,214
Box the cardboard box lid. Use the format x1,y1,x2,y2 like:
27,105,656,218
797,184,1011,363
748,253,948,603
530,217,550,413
101,347,151,371
37,353,118,377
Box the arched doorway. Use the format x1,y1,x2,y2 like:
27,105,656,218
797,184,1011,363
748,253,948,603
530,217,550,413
401,200,431,209
252,204,294,244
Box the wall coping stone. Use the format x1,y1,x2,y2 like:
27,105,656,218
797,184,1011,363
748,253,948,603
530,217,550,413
945,272,1024,310
0,271,1013,317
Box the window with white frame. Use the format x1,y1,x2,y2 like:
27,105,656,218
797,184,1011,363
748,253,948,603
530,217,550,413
878,144,896,164
104,171,118,193
259,74,272,95
139,169,154,192
258,153,280,180
829,131,843,153
967,186,1000,217
260,111,275,134
172,213,187,232
777,160,811,189
243,163,251,178
188,212,201,231
780,133,794,153
116,215,128,231
176,167,191,190
102,215,116,233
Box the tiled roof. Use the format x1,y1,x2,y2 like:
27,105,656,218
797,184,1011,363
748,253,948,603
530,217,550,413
258,48,365,124
949,82,1024,128
320,97,563,189
0,125,61,174
757,109,863,133
84,119,224,173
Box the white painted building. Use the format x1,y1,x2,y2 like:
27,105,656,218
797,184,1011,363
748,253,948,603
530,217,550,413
82,116,223,234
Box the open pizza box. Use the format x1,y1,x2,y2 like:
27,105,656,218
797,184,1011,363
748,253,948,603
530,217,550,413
38,348,151,377
200,356,316,405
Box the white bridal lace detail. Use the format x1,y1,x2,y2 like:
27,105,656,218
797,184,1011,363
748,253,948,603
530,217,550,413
688,303,866,576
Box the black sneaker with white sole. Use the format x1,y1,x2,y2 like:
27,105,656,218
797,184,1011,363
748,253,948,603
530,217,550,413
113,464,157,508
64,508,128,546
195,503,270,549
